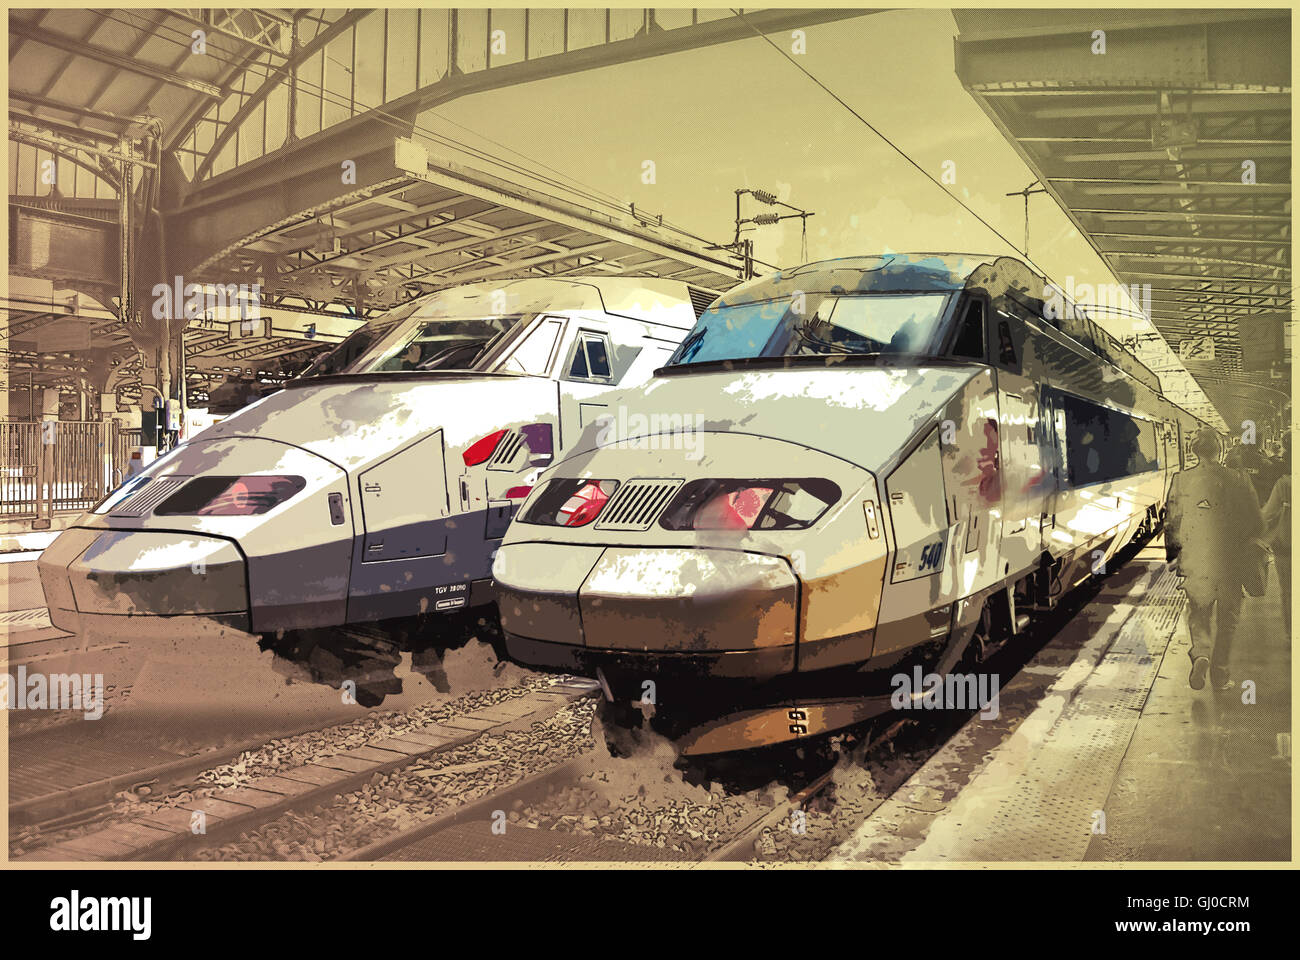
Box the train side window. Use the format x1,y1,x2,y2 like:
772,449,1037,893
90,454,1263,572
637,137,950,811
996,318,1018,368
1058,392,1159,484
568,331,614,382
586,336,611,377
950,300,986,360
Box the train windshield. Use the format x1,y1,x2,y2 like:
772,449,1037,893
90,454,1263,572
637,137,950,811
666,293,951,366
301,311,530,377
354,316,527,372
298,305,417,378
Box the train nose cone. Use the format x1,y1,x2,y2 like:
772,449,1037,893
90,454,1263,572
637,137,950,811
495,542,799,677
579,547,797,651
38,527,249,635
492,542,603,652
37,432,352,638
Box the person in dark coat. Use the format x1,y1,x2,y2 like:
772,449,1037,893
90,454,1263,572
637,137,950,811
1256,441,1287,508
1261,436,1291,636
1232,439,1273,505
1166,428,1265,689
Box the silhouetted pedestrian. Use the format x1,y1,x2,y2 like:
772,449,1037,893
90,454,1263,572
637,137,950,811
1257,442,1286,506
1166,428,1264,690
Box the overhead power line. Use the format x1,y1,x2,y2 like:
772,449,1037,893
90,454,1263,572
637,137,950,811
729,8,1049,277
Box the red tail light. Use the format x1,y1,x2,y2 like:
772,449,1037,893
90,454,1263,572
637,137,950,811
558,482,611,527
504,485,533,499
463,429,507,466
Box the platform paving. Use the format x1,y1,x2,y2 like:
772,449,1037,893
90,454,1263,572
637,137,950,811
828,544,1290,864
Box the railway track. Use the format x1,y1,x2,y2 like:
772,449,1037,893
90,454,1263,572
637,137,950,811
341,717,914,864
333,534,1166,865
12,676,600,861
10,713,380,828
14,535,1163,864
335,754,823,864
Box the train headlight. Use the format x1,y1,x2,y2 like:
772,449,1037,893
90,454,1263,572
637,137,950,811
659,479,840,531
155,475,307,516
518,478,620,527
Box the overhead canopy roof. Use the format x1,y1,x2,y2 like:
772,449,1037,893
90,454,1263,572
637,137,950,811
9,9,299,146
182,137,746,317
2,274,358,404
12,9,887,402
955,8,1291,431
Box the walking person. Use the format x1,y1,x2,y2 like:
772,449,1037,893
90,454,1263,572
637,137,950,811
1257,440,1286,510
1166,429,1265,690
1261,437,1291,636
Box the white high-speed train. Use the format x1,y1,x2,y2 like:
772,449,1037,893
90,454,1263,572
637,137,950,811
492,254,1209,755
38,277,709,646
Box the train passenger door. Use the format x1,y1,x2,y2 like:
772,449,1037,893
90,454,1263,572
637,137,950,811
1038,389,1068,555
938,295,1004,595
992,312,1049,577
937,366,1002,598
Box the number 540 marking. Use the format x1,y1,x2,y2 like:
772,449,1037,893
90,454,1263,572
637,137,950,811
918,539,944,571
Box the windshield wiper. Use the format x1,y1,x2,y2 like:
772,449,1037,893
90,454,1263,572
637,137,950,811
416,338,491,370
792,321,851,355
791,319,890,357
671,327,707,364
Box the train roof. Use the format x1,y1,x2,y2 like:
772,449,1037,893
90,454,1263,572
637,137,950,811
399,276,705,330
713,252,1166,398
715,253,1005,304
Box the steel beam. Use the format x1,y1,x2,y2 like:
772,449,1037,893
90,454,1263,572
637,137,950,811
187,8,883,186
9,20,224,99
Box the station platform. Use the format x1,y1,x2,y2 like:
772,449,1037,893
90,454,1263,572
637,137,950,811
0,519,67,556
829,541,1291,864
